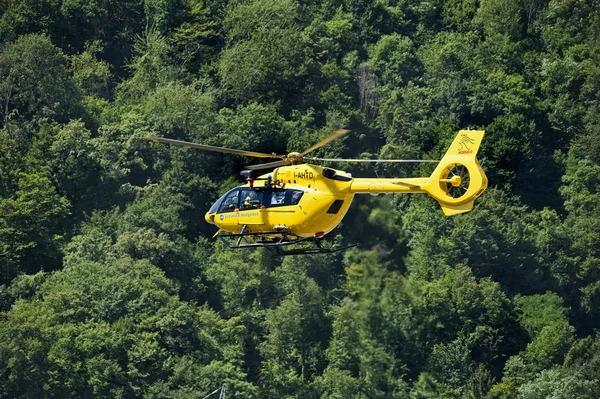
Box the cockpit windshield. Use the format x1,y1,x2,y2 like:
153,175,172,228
208,188,238,214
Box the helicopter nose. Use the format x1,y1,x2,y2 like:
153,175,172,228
205,213,215,225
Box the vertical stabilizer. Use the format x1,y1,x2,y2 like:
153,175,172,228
421,130,488,215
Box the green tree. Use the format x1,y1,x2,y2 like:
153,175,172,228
558,130,600,317
325,251,416,397
49,120,102,216
403,190,547,295
0,34,79,127
474,0,526,40
116,28,181,103
171,0,223,74
0,258,256,397
204,246,273,318
0,172,70,284
70,41,112,98
517,368,599,399
216,102,288,158
218,0,305,103
537,0,600,56
62,181,212,302
0,0,62,44
259,258,331,397
368,34,419,89
490,292,575,397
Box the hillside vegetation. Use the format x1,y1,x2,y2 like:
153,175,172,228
1,0,600,397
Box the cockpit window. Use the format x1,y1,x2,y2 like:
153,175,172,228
270,191,286,205
240,189,263,210
217,189,240,213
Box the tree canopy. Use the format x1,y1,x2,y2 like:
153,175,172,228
2,0,600,397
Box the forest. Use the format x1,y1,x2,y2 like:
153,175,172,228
1,0,600,397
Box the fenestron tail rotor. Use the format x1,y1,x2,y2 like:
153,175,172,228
440,163,471,199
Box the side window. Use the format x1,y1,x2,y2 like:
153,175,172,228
289,190,303,205
240,189,263,210
266,189,304,207
270,191,286,206
218,190,240,213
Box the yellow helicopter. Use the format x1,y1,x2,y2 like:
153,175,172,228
145,129,487,255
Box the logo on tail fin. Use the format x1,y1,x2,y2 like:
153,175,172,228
458,134,475,154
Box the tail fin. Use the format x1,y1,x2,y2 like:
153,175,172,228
422,130,488,216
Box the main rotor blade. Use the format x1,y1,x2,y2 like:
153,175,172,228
298,129,351,157
144,136,284,159
305,157,441,163
245,160,290,170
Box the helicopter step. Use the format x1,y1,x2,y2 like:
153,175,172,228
216,225,359,256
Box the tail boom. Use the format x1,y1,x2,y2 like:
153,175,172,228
349,177,429,194
348,130,488,216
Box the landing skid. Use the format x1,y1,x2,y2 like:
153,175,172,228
216,226,358,256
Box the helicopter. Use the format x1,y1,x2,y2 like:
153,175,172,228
144,129,488,255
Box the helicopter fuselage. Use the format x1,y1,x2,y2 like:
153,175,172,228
204,163,442,238
204,164,357,238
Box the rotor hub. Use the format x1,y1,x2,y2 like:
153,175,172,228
449,175,462,187
286,152,302,163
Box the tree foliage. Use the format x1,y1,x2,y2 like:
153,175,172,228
1,0,600,397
